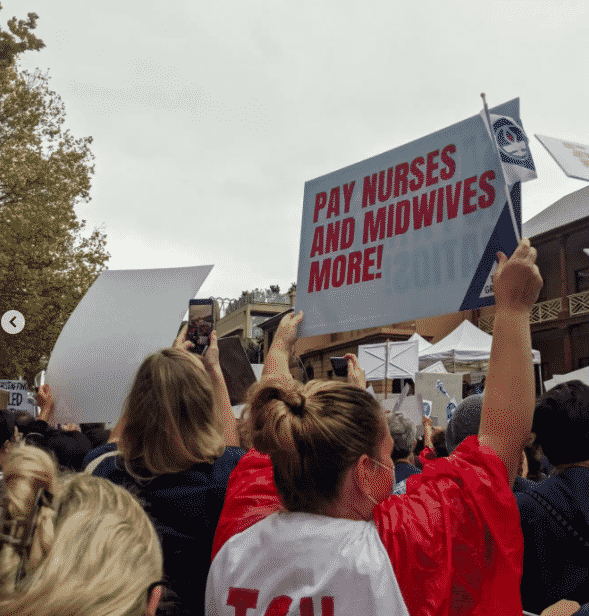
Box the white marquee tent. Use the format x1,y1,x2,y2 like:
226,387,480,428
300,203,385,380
419,320,541,371
408,332,432,355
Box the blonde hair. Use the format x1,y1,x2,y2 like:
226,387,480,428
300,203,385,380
245,379,384,513
119,348,225,476
0,443,163,616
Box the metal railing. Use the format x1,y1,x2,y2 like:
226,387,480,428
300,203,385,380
479,291,589,334
223,291,291,316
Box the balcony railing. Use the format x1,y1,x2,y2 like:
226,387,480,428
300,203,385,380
477,316,495,334
530,298,562,324
479,290,589,334
224,291,291,316
569,289,589,316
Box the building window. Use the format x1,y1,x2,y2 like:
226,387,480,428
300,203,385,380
575,267,589,293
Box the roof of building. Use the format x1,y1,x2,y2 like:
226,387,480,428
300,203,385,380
523,184,589,239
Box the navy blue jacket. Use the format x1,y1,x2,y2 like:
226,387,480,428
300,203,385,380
517,468,589,615
93,446,244,616
394,460,422,483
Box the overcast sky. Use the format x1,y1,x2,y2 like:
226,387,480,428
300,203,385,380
8,0,589,300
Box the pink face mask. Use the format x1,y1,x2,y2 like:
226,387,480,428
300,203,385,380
367,457,396,504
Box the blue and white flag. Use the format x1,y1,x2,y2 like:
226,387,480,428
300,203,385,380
480,111,537,186
435,379,449,398
446,398,457,422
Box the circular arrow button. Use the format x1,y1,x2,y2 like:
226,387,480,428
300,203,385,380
1,310,25,334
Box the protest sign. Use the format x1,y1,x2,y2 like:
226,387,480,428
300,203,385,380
357,340,418,381
414,371,463,428
46,265,213,426
0,380,35,413
535,134,589,181
420,397,433,419
295,98,533,337
419,361,447,374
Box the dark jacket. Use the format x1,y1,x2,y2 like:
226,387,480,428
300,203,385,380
517,467,589,614
93,446,244,616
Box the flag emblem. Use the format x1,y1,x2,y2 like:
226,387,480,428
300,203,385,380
492,117,534,170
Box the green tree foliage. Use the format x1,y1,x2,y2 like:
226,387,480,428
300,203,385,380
0,7,110,381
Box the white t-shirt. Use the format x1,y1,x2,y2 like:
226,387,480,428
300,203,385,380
206,511,410,616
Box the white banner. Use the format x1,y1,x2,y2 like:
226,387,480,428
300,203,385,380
46,265,213,426
535,134,589,182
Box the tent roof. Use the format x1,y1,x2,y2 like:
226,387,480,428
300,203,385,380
408,332,432,354
420,320,541,364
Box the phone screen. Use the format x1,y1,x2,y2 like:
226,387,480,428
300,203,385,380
187,299,214,354
330,356,348,377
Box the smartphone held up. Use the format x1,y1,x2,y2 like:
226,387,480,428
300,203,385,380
187,299,215,355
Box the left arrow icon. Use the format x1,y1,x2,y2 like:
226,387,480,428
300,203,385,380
1,311,25,334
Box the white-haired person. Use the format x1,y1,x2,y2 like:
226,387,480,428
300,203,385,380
91,330,243,616
0,442,163,616
207,239,542,616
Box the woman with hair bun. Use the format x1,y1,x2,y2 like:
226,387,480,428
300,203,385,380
207,239,544,616
92,329,243,615
0,442,163,616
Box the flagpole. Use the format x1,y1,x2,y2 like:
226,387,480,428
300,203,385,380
384,339,389,400
480,93,522,243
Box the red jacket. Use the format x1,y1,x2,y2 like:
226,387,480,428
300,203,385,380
211,436,524,616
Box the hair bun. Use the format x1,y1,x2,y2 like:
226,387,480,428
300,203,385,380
282,391,306,417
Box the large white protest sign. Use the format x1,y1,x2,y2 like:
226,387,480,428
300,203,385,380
358,340,418,381
46,265,213,426
535,134,589,182
295,98,534,337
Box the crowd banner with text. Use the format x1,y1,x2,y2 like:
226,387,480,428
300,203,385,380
295,98,536,337
535,134,589,182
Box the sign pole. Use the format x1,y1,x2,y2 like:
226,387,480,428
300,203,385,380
384,339,390,399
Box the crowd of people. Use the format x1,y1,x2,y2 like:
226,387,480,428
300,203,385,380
1,239,589,615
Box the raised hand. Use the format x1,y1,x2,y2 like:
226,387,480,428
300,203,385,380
36,384,55,423
202,330,221,374
273,311,303,354
494,238,543,314
344,353,366,390
173,321,195,352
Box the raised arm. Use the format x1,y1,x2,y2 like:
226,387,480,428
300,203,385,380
344,353,366,390
261,311,303,387
203,331,239,447
478,238,543,486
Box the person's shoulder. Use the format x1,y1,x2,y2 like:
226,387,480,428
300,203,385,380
219,446,245,462
91,452,125,479
207,447,246,481
82,442,118,468
515,475,562,518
